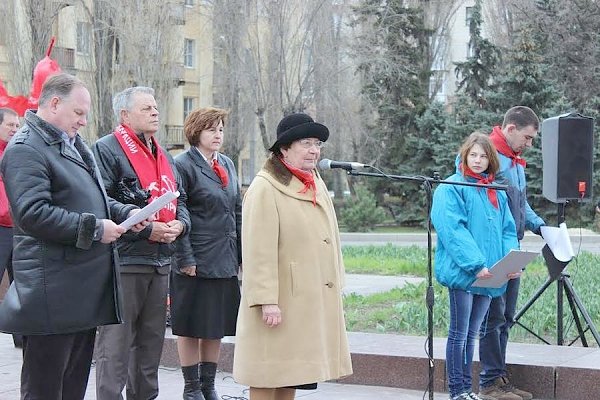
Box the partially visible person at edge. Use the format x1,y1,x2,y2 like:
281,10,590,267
171,107,242,400
233,113,352,400
0,73,151,400
478,106,545,400
432,132,519,400
0,107,22,348
92,86,190,400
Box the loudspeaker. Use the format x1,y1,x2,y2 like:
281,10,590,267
542,113,594,203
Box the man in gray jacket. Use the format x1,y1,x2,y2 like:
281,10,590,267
93,86,190,400
0,73,149,400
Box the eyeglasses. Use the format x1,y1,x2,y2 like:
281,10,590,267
297,139,324,149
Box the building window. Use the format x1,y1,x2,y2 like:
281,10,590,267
184,39,195,68
429,72,446,103
465,7,473,26
430,34,448,71
184,97,195,121
77,22,91,55
185,0,194,5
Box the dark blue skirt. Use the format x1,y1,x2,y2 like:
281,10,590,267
169,274,240,339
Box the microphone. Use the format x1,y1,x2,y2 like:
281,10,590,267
318,158,369,171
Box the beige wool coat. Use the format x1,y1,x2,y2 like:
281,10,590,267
233,156,352,388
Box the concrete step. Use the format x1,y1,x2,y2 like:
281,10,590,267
160,330,600,399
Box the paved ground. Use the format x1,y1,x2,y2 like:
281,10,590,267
344,273,424,296
340,230,600,254
1,231,596,398
0,333,448,400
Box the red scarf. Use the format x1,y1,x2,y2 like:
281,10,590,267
461,163,499,209
0,140,12,227
212,158,229,188
490,125,526,167
113,124,177,222
279,157,317,206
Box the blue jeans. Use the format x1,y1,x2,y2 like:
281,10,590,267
446,289,491,397
478,277,520,387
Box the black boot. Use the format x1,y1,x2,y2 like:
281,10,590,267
182,364,205,400
200,362,220,400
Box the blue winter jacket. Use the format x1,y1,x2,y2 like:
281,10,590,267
495,153,545,240
431,173,519,298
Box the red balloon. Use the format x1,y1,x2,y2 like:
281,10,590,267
28,55,62,109
0,81,29,116
0,37,62,116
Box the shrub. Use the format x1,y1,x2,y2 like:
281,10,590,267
340,184,387,232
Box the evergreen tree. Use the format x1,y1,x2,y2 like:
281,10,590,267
352,0,432,225
455,20,569,225
416,102,458,181
486,27,569,223
528,0,600,225
340,184,387,232
454,0,501,107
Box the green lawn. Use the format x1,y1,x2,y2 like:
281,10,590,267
342,245,600,345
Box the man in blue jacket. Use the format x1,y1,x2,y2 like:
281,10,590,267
479,106,545,400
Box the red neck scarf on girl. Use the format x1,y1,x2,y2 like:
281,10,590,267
461,163,499,209
490,125,526,168
279,156,317,206
113,124,177,222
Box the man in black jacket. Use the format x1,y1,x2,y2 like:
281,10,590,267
93,86,190,400
0,73,149,400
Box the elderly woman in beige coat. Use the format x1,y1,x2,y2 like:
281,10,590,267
233,113,352,400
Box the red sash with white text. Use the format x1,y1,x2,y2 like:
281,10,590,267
113,124,177,222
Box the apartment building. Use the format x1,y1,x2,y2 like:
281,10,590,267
428,0,507,104
0,0,214,150
0,0,504,179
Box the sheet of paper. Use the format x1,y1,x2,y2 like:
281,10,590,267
471,249,539,288
119,191,180,230
540,222,575,262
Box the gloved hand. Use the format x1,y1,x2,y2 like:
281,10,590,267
531,224,545,237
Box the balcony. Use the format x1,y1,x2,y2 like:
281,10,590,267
52,46,76,71
51,0,75,14
164,125,185,151
168,1,186,25
168,62,185,87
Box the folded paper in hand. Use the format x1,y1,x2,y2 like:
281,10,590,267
471,249,538,288
119,191,180,230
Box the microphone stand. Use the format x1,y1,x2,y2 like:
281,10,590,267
346,168,507,400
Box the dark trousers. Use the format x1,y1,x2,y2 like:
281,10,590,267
95,271,168,400
21,329,96,400
479,277,521,387
0,226,12,280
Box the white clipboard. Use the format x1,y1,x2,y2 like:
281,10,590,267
119,191,179,230
471,250,538,288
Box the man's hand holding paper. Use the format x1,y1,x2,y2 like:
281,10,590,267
119,190,179,230
126,208,155,232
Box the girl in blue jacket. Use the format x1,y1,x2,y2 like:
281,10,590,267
431,132,519,400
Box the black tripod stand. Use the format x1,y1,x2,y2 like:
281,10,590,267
511,203,600,346
347,169,507,400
